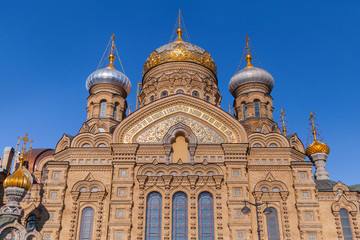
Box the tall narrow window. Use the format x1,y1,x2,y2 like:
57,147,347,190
254,100,260,118
242,102,247,119
172,192,188,240
150,96,155,102
340,208,353,240
146,192,162,240
113,103,119,119
26,215,36,230
79,207,94,240
266,207,280,240
266,103,269,117
198,192,214,240
100,100,107,118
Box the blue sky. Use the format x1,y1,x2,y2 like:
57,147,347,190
0,1,359,185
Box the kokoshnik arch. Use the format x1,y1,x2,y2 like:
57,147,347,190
0,10,359,240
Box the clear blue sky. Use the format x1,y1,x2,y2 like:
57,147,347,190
0,1,359,185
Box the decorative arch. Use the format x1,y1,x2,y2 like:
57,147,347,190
249,132,290,148
137,163,223,177
331,195,358,214
113,94,248,144
55,134,73,153
71,132,112,148
253,172,289,201
287,134,305,153
162,122,197,145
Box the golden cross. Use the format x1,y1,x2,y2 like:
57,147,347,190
280,108,287,136
178,9,181,29
309,111,317,141
18,133,33,155
245,35,250,54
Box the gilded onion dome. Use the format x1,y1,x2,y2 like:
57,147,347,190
86,37,131,97
143,27,217,75
306,140,330,157
3,158,31,191
229,36,274,96
306,111,330,157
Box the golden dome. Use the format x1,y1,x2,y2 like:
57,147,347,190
306,140,330,157
143,27,217,75
3,160,32,191
306,111,330,157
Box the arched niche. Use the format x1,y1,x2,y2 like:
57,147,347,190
162,123,197,164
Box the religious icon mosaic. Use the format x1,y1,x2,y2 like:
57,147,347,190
135,114,225,144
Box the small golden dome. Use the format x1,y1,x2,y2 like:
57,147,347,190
3,161,32,191
306,140,330,157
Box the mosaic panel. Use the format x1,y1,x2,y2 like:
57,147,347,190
135,114,225,144
124,105,236,143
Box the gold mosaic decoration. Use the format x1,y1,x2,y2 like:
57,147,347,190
124,105,236,143
135,114,225,144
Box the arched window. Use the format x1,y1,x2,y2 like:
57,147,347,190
172,192,188,240
253,143,262,148
82,143,91,148
79,207,94,240
254,100,260,118
272,187,280,192
261,187,269,192
97,143,107,148
161,91,168,98
26,215,36,230
192,91,199,98
242,102,247,119
150,95,155,103
100,100,107,118
90,187,99,192
266,207,280,240
198,192,214,240
176,89,184,94
340,208,353,240
113,102,119,119
205,96,210,102
269,143,278,148
146,192,162,240
80,187,88,192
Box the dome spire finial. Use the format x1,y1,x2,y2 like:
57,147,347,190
245,35,253,68
309,111,317,141
107,34,116,69
175,9,184,41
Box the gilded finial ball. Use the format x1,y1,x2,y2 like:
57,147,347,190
176,28,183,37
305,140,330,157
245,54,252,62
108,53,116,62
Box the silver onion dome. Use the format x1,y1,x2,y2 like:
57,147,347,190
229,66,274,96
85,67,132,96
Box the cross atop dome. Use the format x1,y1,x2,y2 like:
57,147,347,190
170,9,190,43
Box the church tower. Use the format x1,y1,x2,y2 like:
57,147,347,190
139,10,221,108
80,35,132,134
229,36,280,133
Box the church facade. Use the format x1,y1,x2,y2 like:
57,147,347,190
0,15,359,240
